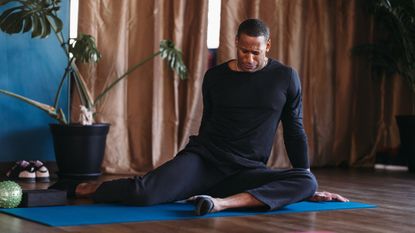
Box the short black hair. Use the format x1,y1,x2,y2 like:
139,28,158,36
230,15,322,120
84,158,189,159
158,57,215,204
237,19,270,40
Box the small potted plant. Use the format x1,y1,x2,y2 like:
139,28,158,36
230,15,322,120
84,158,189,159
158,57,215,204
0,0,187,179
353,0,415,171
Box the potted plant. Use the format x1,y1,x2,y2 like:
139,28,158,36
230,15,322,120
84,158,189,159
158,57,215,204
353,0,415,171
0,0,187,179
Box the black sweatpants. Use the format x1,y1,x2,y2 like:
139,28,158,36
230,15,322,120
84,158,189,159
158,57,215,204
92,151,318,210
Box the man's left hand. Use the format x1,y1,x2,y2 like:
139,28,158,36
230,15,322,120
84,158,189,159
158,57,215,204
308,191,349,202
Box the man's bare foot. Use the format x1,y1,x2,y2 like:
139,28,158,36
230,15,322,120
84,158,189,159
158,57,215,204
75,182,101,197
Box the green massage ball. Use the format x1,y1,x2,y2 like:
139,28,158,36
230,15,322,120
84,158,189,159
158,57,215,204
0,181,23,208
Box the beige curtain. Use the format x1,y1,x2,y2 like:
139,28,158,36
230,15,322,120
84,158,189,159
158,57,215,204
219,0,414,167
76,0,208,174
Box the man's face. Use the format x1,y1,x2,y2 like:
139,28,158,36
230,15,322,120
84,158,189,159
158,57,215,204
235,33,271,72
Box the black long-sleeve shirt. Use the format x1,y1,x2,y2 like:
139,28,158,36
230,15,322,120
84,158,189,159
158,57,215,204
186,58,309,170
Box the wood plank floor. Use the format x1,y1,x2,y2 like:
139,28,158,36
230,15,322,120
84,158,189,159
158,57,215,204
1,168,414,233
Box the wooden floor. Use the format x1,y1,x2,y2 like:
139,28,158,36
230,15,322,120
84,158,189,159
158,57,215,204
1,168,414,233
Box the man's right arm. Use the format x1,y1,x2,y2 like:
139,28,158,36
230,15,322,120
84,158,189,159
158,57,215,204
199,72,211,133
281,68,310,169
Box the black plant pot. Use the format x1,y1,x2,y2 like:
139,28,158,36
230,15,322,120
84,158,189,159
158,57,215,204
396,115,415,172
49,123,110,180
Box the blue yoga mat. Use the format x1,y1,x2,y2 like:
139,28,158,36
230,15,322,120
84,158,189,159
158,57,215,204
0,201,375,227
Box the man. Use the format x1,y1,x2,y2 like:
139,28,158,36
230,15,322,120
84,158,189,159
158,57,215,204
51,19,347,216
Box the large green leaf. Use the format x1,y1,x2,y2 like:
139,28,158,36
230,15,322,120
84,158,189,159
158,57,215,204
69,33,101,63
0,0,63,38
160,40,187,80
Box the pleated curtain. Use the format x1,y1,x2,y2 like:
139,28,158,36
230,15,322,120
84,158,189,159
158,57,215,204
218,0,414,168
76,0,208,174
75,0,413,173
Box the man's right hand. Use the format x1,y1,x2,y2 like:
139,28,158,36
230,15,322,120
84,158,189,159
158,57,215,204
308,191,349,202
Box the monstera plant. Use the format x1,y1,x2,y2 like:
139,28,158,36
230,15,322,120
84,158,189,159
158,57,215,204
0,0,187,179
0,0,187,125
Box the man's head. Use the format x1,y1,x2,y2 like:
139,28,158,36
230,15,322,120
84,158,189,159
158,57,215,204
235,19,271,73
237,18,270,40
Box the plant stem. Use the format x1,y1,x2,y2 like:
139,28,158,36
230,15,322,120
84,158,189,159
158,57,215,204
58,108,67,125
93,51,161,105
49,9,95,122
0,89,66,125
70,65,94,109
53,57,74,110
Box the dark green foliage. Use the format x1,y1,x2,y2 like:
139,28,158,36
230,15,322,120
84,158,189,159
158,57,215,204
160,40,187,80
0,0,63,38
353,0,415,92
69,33,101,63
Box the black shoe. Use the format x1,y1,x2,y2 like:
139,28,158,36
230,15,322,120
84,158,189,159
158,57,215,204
30,160,50,182
195,196,215,216
6,160,36,183
48,180,82,198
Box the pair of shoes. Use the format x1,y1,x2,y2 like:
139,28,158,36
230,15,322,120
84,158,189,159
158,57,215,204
6,160,50,183
31,160,50,182
195,195,215,216
48,179,83,198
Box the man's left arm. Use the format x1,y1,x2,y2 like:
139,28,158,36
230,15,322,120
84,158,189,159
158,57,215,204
282,68,348,202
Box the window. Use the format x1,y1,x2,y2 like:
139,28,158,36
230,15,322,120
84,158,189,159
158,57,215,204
69,0,79,39
207,0,221,49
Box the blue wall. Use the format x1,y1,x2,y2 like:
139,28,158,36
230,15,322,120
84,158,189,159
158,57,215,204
0,2,69,162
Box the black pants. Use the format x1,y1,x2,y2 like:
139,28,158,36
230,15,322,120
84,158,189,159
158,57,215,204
92,151,318,210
